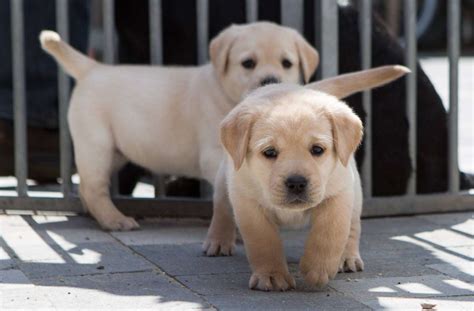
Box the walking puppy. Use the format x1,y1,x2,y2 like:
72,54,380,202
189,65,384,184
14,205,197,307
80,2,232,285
219,66,409,291
38,22,318,233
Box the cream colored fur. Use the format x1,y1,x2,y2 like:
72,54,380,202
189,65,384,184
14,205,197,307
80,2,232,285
38,22,318,234
217,66,408,291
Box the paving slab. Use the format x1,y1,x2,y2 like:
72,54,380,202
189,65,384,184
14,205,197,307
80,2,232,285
0,246,16,270
443,245,473,260
132,243,251,276
413,228,473,248
374,296,474,311
18,241,154,279
1,287,55,309
417,212,473,228
358,232,436,252
0,269,33,289
1,271,210,310
112,221,208,246
427,262,474,283
285,245,445,279
330,274,474,310
361,216,440,235
1,212,473,310
177,272,370,310
2,214,115,244
0,214,98,230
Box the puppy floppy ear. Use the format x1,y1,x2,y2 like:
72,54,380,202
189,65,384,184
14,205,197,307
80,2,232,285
220,104,257,170
294,31,319,83
210,25,241,76
327,103,363,167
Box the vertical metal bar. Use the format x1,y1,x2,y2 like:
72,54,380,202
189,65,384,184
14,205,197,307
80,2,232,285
246,0,258,22
448,0,460,193
103,0,115,64
316,0,339,78
281,0,304,33
196,0,209,65
404,0,417,195
197,0,212,198
11,0,28,197
359,0,372,198
56,0,72,197
149,0,163,65
153,175,167,197
102,0,119,195
149,0,166,197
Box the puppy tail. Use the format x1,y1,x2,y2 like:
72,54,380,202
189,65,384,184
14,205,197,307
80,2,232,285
306,65,410,99
39,30,98,80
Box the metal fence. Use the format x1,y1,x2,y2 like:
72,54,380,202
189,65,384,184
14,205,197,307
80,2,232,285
1,0,473,218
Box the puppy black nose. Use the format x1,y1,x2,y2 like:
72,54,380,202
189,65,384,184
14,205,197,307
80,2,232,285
260,76,280,86
285,175,308,194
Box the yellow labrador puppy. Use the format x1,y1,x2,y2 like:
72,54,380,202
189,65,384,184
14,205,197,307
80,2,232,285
38,22,318,232
219,66,409,291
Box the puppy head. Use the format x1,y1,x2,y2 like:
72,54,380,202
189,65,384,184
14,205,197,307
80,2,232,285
210,22,319,103
221,85,362,210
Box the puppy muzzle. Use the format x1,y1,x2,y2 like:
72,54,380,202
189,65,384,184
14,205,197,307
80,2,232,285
259,76,280,87
284,175,310,205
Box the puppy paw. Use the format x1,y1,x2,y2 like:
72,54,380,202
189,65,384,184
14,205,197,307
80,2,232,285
339,255,364,273
300,258,339,288
202,236,235,256
249,271,296,291
100,216,140,231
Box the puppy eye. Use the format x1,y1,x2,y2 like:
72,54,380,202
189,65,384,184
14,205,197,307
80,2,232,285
310,145,324,156
241,59,256,69
281,58,292,69
262,147,278,159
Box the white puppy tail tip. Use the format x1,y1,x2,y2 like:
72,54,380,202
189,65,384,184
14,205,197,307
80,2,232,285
39,30,61,50
394,65,411,74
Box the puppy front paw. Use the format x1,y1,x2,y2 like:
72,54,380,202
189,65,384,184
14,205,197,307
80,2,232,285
202,236,236,256
339,255,364,273
249,271,296,291
300,257,339,288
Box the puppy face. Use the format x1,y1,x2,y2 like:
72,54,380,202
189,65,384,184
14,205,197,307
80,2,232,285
210,22,319,103
221,86,362,210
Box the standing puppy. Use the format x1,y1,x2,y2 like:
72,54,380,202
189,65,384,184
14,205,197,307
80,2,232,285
38,22,318,232
219,66,409,291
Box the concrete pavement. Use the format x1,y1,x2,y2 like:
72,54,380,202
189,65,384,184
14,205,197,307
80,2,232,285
0,212,473,310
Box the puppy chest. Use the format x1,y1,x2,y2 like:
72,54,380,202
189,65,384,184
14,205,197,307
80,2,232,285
269,208,311,229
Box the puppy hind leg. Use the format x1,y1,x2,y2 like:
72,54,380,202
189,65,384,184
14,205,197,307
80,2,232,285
203,160,236,256
339,212,364,272
76,141,139,231
339,198,364,273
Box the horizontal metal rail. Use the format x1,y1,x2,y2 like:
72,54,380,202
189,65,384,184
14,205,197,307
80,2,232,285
0,196,213,218
1,193,473,218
